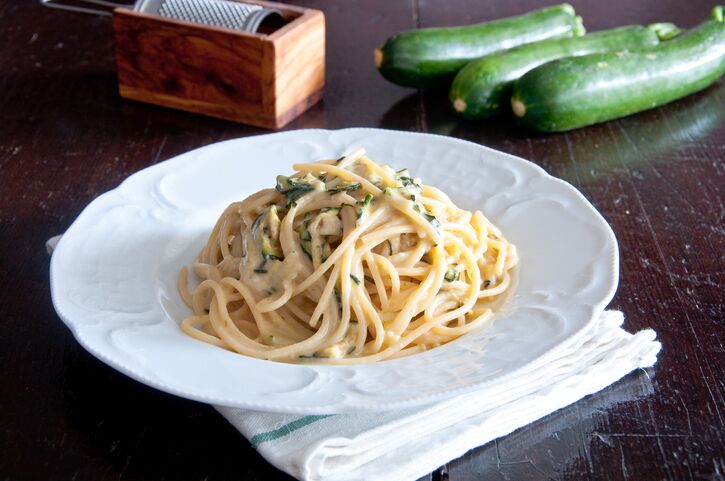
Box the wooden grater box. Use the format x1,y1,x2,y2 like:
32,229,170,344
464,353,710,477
111,1,325,129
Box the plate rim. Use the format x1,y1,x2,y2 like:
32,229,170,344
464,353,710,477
49,127,619,413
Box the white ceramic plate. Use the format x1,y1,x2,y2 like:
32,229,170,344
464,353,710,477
50,128,618,413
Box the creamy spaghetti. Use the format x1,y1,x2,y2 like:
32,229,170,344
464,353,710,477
178,149,518,364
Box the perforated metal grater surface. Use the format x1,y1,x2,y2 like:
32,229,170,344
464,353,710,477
158,0,272,32
41,0,281,33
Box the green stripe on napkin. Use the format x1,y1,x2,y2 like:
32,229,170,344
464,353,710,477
251,415,334,447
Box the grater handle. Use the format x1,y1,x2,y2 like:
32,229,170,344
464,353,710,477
39,0,135,16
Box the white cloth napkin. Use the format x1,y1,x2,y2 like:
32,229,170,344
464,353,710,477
46,235,661,481
216,311,659,481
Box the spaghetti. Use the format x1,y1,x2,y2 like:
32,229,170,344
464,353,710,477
179,149,519,364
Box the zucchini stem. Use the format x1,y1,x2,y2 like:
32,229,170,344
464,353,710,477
511,98,526,117
374,48,383,69
573,15,586,37
648,22,682,41
453,98,467,112
712,6,724,22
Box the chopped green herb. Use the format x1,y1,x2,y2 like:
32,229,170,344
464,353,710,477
423,212,441,228
356,193,374,220
350,274,361,285
297,213,314,260
328,182,361,194
396,171,422,196
267,335,276,344
444,267,460,282
275,174,321,207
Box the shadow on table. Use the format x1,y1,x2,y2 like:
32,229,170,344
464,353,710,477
446,368,657,480
376,83,724,175
0,69,268,147
377,89,540,142
557,82,725,180
60,326,294,480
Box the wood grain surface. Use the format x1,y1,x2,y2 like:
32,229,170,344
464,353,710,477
113,2,324,129
0,1,722,480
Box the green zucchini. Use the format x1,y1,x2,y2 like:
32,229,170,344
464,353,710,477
356,193,374,221
374,4,583,88
275,174,323,207
511,7,725,132
444,266,460,282
450,23,680,119
296,213,313,260
254,205,283,261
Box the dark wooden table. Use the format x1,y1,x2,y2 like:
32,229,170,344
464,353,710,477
1,0,723,480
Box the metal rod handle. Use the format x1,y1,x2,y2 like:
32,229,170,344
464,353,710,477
39,0,135,16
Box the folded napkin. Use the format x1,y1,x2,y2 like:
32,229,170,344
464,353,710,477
217,311,659,481
46,235,661,481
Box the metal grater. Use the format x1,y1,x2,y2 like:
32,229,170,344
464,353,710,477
157,0,270,32
41,0,282,33
40,0,325,128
